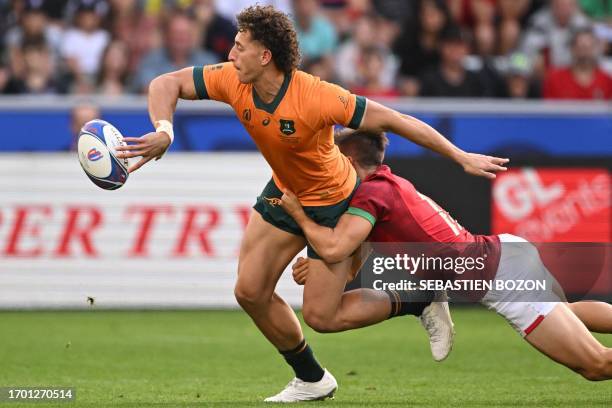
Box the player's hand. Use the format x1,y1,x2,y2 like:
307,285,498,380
459,152,509,179
292,257,309,285
279,189,303,217
115,131,171,173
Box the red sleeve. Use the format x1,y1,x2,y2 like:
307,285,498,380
346,180,391,226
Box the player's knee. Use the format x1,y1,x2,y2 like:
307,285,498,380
234,282,267,310
302,307,339,333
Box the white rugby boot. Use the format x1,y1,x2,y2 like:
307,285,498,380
419,290,455,362
264,369,337,403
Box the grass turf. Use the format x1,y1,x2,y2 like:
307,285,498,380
0,308,610,407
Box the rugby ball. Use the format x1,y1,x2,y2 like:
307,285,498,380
77,119,129,190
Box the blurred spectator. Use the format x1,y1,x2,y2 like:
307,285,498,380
578,1,612,57
60,0,111,93
132,12,217,93
498,0,533,55
40,0,70,22
69,102,100,150
419,26,486,97
335,14,398,90
97,40,130,95
5,0,63,81
521,0,591,70
191,0,236,61
448,0,496,56
303,56,337,82
108,0,160,74
320,0,354,43
394,0,452,96
0,63,8,93
372,0,413,25
351,46,400,97
579,0,612,20
500,52,541,98
543,28,611,99
215,0,292,22
4,38,59,94
293,0,338,63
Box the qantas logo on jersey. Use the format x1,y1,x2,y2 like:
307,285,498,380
280,119,296,135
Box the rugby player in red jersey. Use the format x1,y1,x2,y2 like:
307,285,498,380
280,130,612,381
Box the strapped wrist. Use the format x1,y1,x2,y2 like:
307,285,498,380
155,120,174,144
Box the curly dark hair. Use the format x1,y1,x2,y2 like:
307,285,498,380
236,5,301,75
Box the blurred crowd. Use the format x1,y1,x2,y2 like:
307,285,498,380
0,0,610,100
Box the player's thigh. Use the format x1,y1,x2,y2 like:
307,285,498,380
302,257,353,318
525,303,606,372
236,211,306,299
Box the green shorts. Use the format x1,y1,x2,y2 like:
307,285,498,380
253,178,358,259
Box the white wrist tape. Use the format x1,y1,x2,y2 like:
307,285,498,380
155,120,174,144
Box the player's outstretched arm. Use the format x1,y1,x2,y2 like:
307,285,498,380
358,100,510,179
116,67,198,173
280,190,372,263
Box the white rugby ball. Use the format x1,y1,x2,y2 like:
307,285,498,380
77,119,129,190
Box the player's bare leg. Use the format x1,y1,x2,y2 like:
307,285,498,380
525,303,612,381
235,212,337,402
568,301,612,333
301,258,454,361
235,211,305,350
301,258,389,331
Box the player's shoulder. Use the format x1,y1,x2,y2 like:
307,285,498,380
358,174,394,195
204,61,236,75
363,166,412,194
291,69,322,93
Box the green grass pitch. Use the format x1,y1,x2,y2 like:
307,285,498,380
0,308,610,407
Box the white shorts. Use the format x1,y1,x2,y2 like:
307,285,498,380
480,234,564,337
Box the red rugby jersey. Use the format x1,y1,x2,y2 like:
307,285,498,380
347,165,501,282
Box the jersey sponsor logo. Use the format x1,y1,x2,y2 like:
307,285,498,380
264,197,282,207
262,117,270,126
242,109,251,122
280,119,296,135
279,135,300,145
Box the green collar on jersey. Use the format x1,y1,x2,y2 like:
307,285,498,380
252,72,292,114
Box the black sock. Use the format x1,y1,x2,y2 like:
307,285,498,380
279,339,325,382
386,289,434,318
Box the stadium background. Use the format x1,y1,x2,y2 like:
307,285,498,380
0,1,610,406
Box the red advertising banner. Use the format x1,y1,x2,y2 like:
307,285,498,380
492,168,610,242
493,168,611,297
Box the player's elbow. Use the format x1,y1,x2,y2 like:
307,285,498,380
148,73,177,96
149,70,191,100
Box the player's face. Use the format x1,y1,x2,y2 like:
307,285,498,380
228,30,266,84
